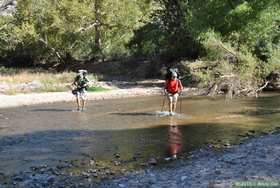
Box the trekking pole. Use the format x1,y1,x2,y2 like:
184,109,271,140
179,93,182,114
161,94,166,112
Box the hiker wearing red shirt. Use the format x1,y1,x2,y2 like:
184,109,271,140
164,71,183,115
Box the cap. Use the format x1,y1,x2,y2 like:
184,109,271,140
78,70,88,74
171,71,177,78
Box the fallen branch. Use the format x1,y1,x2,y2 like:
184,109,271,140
220,74,236,78
255,81,269,95
256,81,269,93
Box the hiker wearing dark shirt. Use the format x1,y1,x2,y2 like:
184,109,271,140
72,70,89,111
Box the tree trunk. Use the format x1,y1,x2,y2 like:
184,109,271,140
94,0,101,51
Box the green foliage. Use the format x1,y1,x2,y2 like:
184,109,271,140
192,32,265,90
0,66,21,75
0,0,279,86
267,46,280,72
0,0,153,66
199,31,234,61
129,0,201,60
129,0,279,62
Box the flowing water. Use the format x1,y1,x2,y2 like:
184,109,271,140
0,93,280,176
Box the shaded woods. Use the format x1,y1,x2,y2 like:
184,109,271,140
0,0,280,95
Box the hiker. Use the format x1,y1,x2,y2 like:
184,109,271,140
164,69,183,115
72,70,89,111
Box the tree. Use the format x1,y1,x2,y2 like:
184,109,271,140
0,0,153,66
129,0,201,60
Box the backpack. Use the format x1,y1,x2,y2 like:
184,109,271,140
165,68,180,80
74,74,89,90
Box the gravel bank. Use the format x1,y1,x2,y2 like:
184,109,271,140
98,132,280,188
2,131,279,188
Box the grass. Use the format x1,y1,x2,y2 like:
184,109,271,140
87,86,111,92
0,67,100,94
0,68,75,84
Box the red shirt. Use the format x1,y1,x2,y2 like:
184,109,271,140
165,79,183,94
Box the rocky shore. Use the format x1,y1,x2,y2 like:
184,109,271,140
1,130,279,188
97,131,280,188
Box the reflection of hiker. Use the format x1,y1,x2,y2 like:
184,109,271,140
164,69,183,116
168,117,182,160
72,70,89,111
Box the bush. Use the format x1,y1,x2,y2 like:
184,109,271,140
267,46,280,73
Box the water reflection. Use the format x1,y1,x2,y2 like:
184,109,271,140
167,117,182,159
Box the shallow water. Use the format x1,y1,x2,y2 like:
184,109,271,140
0,93,280,175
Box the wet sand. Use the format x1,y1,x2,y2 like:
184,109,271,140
0,87,161,109
0,85,205,109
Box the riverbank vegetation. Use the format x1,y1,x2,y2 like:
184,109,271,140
0,67,102,94
0,0,279,96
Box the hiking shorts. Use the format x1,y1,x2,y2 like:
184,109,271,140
76,89,87,100
167,93,179,103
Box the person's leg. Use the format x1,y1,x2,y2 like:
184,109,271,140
168,94,173,114
172,101,177,113
172,94,179,113
81,98,87,111
169,101,172,113
81,99,85,111
80,90,87,111
76,95,80,111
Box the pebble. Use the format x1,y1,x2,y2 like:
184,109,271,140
81,172,90,178
215,170,222,175
118,183,126,188
89,160,95,166
181,176,187,181
113,161,121,166
148,158,157,166
47,176,55,184
114,153,121,158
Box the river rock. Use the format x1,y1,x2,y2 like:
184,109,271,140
81,172,90,178
148,157,157,165
181,176,188,181
46,176,56,184
118,183,126,188
89,159,95,166
113,160,121,166
214,170,222,175
114,153,121,158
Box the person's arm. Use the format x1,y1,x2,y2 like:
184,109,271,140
84,77,90,88
164,80,168,95
178,79,183,94
72,78,77,88
72,76,80,89
85,77,90,84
